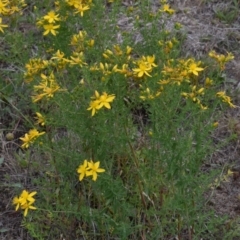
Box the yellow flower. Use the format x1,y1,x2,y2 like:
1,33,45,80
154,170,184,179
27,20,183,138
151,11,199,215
87,39,94,47
43,11,60,23
140,87,161,100
0,1,8,15
21,202,37,217
223,169,235,183
12,196,22,211
69,52,87,67
74,4,90,17
209,50,234,70
133,62,152,78
12,190,37,217
113,45,123,56
160,4,175,14
140,55,157,68
205,77,213,88
19,133,32,149
87,100,101,116
0,17,8,33
182,86,204,102
99,62,112,76
227,169,234,177
66,0,80,8
98,92,115,109
24,58,49,82
43,24,60,36
216,91,236,108
20,129,45,149
126,46,132,55
174,22,182,30
35,112,46,126
51,50,65,60
188,62,204,76
20,190,37,205
86,160,105,181
87,91,115,116
115,64,132,77
32,72,61,102
77,160,88,181
181,85,206,109
200,104,208,110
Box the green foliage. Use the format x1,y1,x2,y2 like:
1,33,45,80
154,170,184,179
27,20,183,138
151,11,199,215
214,0,239,24
1,0,239,239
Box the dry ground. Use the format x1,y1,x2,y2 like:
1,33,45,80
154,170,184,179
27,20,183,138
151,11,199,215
1,0,240,239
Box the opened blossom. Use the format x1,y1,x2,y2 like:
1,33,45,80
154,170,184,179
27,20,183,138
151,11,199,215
87,91,115,116
77,160,88,181
188,62,204,76
133,62,152,78
74,4,90,17
43,24,60,36
13,190,37,217
43,11,60,23
77,160,105,181
86,161,105,181
20,129,45,149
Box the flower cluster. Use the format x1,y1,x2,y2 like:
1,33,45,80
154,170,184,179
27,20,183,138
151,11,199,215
12,190,37,217
87,91,115,116
32,72,62,102
209,50,234,70
216,91,236,108
132,55,157,78
20,129,45,149
0,0,26,16
70,30,94,52
181,86,207,110
77,160,105,181
50,50,69,69
0,0,26,33
37,10,61,36
69,51,87,67
66,0,92,17
103,45,132,60
24,58,49,82
10,0,238,225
